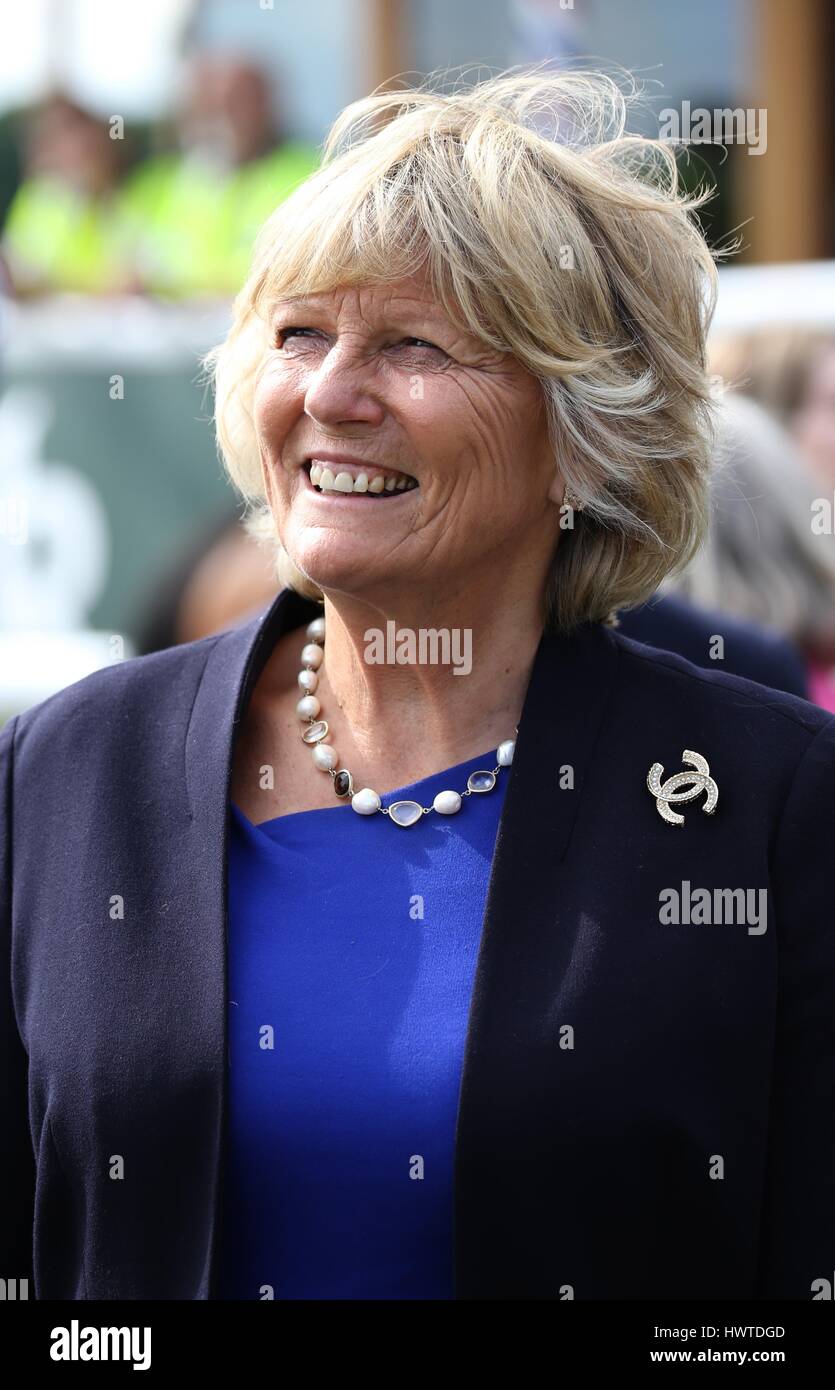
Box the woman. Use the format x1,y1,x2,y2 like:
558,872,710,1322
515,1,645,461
2,71,834,1301
669,391,835,712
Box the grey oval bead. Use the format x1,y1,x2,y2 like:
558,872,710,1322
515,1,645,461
302,720,329,744
388,800,424,827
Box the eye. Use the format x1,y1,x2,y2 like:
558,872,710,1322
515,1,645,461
390,336,447,358
274,325,323,348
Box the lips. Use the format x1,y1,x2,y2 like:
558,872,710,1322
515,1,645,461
304,458,419,497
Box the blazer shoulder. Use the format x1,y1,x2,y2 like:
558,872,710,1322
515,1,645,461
9,632,225,761
617,596,808,697
611,628,833,740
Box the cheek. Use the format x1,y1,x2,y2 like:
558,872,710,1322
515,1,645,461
253,360,305,451
403,375,507,457
391,374,463,436
436,378,545,479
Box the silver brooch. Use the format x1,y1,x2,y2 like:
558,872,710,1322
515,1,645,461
647,749,719,826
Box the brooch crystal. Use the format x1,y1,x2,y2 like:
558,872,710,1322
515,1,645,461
647,749,719,826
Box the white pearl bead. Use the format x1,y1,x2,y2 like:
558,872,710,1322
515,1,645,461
301,643,323,669
497,739,515,766
297,695,320,719
307,617,326,642
433,790,462,815
351,787,381,815
312,743,338,771
298,669,318,693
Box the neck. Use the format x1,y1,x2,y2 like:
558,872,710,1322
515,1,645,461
310,577,546,782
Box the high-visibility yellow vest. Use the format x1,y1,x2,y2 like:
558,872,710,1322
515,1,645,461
118,142,319,297
3,142,319,297
3,177,134,293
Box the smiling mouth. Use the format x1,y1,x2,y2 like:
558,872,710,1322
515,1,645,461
305,459,419,497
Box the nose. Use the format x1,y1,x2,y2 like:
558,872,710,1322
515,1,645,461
303,342,386,432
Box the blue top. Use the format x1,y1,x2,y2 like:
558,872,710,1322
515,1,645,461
217,749,508,1300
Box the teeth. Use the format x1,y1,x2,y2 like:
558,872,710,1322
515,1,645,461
307,459,417,495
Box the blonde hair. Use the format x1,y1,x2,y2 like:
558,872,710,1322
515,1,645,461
209,67,719,631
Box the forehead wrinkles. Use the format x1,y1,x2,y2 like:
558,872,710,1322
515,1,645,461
282,282,453,331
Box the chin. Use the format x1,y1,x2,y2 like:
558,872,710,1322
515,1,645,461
283,539,394,599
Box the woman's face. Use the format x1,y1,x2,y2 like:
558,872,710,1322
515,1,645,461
254,270,563,603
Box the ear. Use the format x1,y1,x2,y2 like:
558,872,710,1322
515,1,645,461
547,469,567,508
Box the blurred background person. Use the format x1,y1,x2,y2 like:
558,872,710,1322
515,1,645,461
120,54,318,298
711,327,835,493
667,391,835,711
133,509,280,654
2,93,134,295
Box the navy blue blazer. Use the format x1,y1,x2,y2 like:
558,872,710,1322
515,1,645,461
618,595,809,698
2,587,835,1300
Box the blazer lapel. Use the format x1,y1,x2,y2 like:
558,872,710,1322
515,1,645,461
183,587,323,1297
452,620,621,1296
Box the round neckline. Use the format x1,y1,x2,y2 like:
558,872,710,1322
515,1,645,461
231,745,504,833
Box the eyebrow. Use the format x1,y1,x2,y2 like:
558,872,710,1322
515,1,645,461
270,293,448,323
270,295,322,313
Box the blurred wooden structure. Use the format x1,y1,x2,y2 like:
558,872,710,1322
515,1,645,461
740,0,832,263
